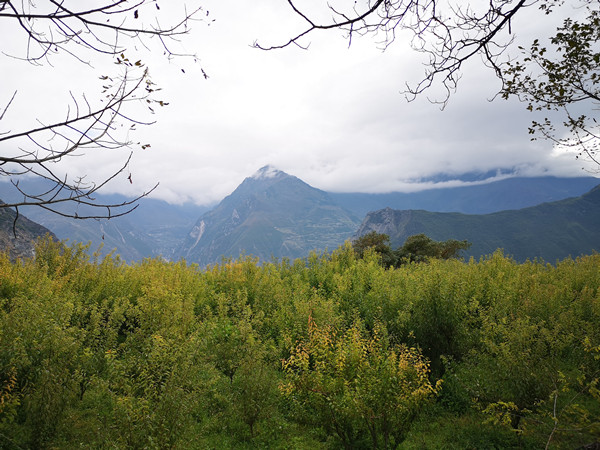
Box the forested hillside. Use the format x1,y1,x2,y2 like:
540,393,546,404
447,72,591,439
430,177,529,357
1,238,599,449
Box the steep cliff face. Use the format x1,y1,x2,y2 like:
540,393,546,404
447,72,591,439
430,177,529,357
0,203,56,260
177,166,361,266
354,208,413,237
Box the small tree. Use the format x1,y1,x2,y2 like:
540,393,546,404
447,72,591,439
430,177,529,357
353,232,471,267
396,233,471,264
352,231,395,267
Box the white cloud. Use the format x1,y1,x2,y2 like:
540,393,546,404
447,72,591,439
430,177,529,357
0,0,596,207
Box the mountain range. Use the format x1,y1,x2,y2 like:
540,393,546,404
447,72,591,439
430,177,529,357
1,183,208,261
1,168,599,264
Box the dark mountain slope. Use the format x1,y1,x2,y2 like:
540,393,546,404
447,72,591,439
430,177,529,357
0,203,56,260
355,185,600,262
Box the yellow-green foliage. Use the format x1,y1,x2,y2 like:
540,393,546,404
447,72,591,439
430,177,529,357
0,237,599,448
281,317,440,449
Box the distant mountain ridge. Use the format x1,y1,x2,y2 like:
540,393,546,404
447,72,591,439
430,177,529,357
0,180,208,261
27,197,207,261
355,185,600,262
332,176,600,217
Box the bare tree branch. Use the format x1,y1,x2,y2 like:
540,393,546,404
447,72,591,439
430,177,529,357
0,1,207,227
0,0,204,62
259,0,600,170
0,91,17,122
256,0,542,104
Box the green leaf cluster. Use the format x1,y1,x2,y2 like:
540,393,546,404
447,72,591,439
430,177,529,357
502,4,600,169
281,318,440,449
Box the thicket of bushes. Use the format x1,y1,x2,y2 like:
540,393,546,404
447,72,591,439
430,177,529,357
0,237,599,448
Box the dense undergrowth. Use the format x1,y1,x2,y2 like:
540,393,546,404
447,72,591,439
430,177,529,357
0,237,599,449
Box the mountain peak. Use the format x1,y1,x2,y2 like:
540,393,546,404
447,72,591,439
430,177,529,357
178,167,360,266
251,165,286,180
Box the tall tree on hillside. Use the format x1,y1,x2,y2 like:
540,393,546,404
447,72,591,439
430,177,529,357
353,231,471,267
0,1,207,220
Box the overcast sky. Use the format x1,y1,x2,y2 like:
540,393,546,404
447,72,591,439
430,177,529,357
1,0,596,206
